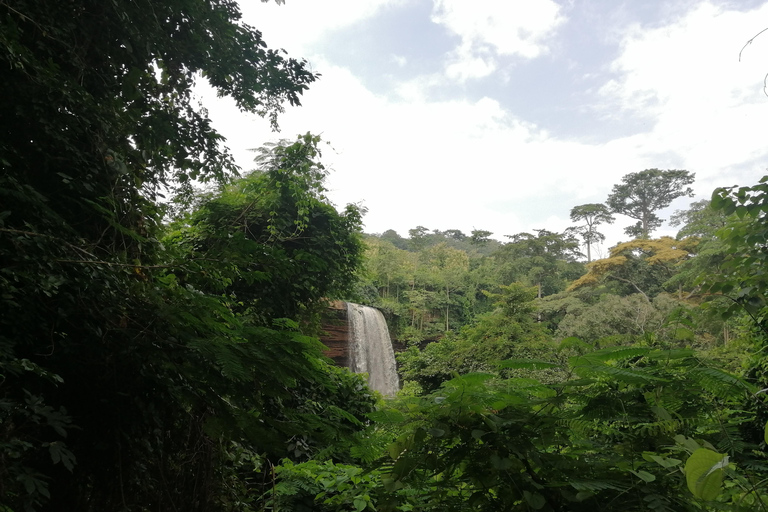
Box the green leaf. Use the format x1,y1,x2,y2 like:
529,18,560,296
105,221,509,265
523,491,546,509
684,448,728,500
650,406,672,421
48,441,76,472
581,346,650,362
630,470,656,482
643,453,682,468
710,192,724,210
674,435,702,452
490,454,514,470
353,497,367,511
447,372,495,386
428,428,445,438
673,327,694,341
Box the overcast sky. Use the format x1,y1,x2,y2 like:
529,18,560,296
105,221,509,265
198,0,768,257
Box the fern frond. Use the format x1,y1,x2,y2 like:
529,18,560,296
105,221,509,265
187,335,251,382
366,409,406,424
497,359,561,370
326,405,363,426
502,378,557,398
572,363,666,385
689,367,755,399
580,346,651,362
568,479,628,492
634,419,680,438
559,419,598,436
655,394,685,414
645,348,696,361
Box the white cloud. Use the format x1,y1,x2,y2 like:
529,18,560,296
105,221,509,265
444,43,497,81
200,0,768,247
598,1,768,195
201,58,623,238
237,0,405,56
391,54,408,67
432,0,565,81
200,57,709,243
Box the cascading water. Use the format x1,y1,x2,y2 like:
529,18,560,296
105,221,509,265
347,302,399,396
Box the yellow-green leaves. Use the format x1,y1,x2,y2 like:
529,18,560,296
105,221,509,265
684,448,729,501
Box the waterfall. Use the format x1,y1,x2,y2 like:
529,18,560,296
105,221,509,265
347,303,399,396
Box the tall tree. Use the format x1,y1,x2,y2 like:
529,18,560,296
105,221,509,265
497,229,583,299
0,1,343,509
470,229,494,247
669,199,729,238
379,229,410,250
666,199,732,305
408,226,432,251
364,237,415,300
420,243,470,331
607,169,695,239
570,203,615,262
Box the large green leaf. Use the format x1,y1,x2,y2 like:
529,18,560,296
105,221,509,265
684,448,728,501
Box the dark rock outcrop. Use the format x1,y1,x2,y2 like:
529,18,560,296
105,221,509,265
320,300,349,367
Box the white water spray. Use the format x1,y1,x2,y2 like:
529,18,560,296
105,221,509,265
347,303,399,396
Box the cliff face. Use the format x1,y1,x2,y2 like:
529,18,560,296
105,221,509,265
320,300,349,367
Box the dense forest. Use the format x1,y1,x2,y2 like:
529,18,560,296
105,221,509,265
2,0,768,511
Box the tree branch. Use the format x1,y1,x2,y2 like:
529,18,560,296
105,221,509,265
606,275,651,303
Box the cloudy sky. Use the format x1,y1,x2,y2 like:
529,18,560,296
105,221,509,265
198,0,768,256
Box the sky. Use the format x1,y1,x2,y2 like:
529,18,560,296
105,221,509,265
198,0,768,257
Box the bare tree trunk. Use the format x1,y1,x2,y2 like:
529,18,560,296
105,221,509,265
537,282,542,323
445,287,450,331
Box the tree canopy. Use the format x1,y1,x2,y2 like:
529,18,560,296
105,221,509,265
607,169,695,238
0,1,372,509
570,203,615,262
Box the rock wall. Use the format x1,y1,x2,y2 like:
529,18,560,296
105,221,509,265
320,300,350,367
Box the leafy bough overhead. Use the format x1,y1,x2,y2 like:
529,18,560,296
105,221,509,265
0,0,357,503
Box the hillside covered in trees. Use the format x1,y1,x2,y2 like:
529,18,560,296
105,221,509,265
2,0,768,511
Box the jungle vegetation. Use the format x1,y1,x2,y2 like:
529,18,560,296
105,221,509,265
2,0,768,511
